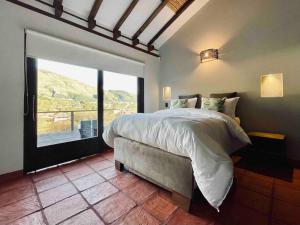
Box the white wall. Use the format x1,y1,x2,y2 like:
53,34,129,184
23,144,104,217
0,1,160,175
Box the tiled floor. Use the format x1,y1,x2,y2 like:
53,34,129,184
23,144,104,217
0,151,299,225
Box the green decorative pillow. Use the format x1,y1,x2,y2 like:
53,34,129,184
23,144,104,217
201,97,226,112
170,99,188,109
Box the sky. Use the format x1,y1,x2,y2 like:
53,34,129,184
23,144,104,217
38,59,137,94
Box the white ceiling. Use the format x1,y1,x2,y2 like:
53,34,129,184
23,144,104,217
120,0,168,38
21,0,210,49
96,0,133,30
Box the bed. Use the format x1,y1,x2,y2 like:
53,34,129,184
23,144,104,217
103,95,251,211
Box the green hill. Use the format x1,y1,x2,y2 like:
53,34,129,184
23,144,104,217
105,90,136,102
38,69,97,102
38,69,137,112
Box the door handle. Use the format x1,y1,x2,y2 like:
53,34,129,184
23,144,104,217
32,95,36,122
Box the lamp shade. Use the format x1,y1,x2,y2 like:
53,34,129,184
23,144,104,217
260,74,283,98
163,87,171,101
200,49,218,63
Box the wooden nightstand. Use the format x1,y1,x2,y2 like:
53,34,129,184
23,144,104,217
247,132,286,159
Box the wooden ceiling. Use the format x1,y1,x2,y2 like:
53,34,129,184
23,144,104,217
167,0,188,12
7,0,196,56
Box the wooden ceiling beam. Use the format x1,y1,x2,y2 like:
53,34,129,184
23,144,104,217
113,0,139,39
6,0,159,57
132,39,140,46
148,45,155,52
132,0,168,45
147,0,194,49
53,0,63,18
88,0,103,29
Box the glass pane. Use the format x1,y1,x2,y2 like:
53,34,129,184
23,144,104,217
103,71,137,127
37,59,98,147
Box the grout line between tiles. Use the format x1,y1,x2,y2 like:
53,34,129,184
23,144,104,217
163,207,180,225
59,158,119,225
36,161,104,223
268,179,275,225
81,159,158,224
0,152,114,224
35,176,69,194
1,151,296,225
0,176,48,225
140,191,177,224
0,184,36,209
30,175,50,225
56,171,104,224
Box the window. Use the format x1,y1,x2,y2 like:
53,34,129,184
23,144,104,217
37,59,98,147
103,71,138,127
24,33,144,171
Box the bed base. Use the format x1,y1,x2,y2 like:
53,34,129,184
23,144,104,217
115,160,191,211
114,137,194,212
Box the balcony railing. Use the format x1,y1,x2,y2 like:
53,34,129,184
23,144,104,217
37,109,136,147
38,110,97,132
37,109,136,135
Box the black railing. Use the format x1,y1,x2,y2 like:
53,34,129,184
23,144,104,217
38,109,134,131
38,110,97,131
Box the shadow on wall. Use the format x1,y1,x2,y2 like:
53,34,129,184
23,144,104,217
219,1,300,64
237,93,300,159
185,0,300,62
188,0,268,56
160,45,199,84
159,0,300,159
161,0,299,84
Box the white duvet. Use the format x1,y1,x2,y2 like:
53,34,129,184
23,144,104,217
103,108,251,210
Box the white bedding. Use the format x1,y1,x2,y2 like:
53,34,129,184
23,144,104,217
103,108,251,210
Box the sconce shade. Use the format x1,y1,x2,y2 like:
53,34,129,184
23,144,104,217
200,49,218,63
260,74,283,98
163,87,171,100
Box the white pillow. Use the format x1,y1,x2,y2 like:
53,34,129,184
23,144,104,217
223,97,240,118
186,97,197,108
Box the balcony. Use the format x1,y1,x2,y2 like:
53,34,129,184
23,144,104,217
37,109,134,147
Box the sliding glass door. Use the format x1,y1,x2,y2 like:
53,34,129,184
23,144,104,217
37,59,99,147
103,71,138,127
24,57,144,172
24,58,104,172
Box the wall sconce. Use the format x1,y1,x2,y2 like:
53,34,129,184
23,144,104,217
200,49,218,63
260,73,283,98
163,86,171,108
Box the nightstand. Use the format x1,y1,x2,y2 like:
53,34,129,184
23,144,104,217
247,132,286,159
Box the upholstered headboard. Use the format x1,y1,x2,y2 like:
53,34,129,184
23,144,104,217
178,92,238,109
178,94,201,108
209,92,237,98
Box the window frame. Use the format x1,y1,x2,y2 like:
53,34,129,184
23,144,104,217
24,57,144,172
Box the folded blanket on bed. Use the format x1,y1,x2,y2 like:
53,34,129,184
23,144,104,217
103,108,251,210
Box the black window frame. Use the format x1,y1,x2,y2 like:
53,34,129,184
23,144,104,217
24,57,144,172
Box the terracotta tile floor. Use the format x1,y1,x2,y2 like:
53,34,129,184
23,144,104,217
0,150,299,225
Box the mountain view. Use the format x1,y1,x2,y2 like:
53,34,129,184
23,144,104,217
37,69,137,135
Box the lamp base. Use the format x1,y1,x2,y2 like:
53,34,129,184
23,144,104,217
165,102,169,108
